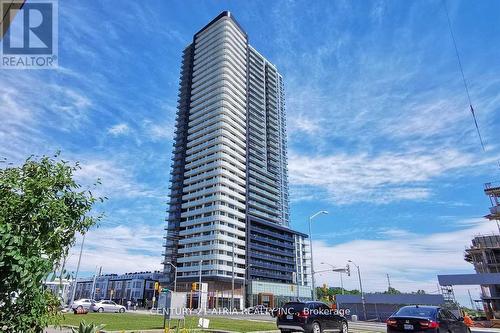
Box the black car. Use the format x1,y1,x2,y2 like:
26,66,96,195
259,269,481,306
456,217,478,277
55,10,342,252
386,305,470,333
276,301,348,333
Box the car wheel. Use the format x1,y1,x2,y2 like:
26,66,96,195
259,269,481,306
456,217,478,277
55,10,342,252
98,307,104,313
76,305,83,310
341,321,348,333
312,321,321,333
119,308,125,313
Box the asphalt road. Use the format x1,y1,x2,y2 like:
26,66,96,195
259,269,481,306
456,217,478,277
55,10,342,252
346,321,500,333
211,314,500,333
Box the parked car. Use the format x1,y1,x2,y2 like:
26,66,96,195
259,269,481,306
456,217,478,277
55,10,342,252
386,305,470,333
276,301,348,333
91,300,126,313
71,299,94,311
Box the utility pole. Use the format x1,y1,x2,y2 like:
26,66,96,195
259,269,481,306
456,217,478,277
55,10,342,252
69,234,85,308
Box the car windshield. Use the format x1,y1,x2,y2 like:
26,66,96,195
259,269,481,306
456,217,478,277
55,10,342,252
395,307,436,318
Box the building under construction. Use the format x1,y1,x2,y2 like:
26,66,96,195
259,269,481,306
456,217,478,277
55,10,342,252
466,183,500,318
438,182,500,321
484,183,500,232
464,234,500,319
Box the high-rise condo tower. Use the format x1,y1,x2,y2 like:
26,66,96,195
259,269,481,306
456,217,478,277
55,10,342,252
163,11,311,308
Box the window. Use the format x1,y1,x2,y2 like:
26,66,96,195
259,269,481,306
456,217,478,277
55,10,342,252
396,307,436,318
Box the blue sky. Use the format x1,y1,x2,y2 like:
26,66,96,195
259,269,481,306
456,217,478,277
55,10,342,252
2,0,500,305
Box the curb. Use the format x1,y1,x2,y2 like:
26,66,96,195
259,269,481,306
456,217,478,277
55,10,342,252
48,328,281,333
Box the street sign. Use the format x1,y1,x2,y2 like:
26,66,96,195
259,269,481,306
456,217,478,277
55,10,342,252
161,292,187,320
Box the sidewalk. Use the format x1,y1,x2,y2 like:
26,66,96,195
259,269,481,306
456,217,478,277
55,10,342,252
45,328,278,333
472,328,500,333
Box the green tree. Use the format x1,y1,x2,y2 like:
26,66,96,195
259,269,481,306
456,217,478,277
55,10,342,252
0,154,103,332
384,287,402,294
316,286,361,302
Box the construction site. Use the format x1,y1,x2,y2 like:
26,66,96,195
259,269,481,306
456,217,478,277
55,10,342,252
438,182,500,325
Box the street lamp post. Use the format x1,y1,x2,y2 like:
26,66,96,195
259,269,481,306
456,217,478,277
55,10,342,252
292,272,299,300
166,262,178,292
339,271,344,295
198,260,203,310
231,242,235,310
348,260,367,320
246,263,253,307
308,210,328,301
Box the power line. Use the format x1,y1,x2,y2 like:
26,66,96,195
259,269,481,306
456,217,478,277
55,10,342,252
442,0,486,152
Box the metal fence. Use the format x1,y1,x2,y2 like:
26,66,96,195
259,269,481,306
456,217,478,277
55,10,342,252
339,302,407,322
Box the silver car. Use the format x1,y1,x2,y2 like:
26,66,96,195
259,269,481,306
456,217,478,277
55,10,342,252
91,300,126,313
71,298,94,311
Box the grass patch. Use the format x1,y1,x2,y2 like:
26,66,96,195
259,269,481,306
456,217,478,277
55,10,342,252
59,313,277,332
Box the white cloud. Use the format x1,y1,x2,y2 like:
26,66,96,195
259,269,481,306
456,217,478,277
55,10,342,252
65,224,164,275
0,71,94,162
266,0,500,207
288,147,492,204
145,121,174,141
75,158,161,199
313,218,499,305
288,115,323,136
107,123,130,136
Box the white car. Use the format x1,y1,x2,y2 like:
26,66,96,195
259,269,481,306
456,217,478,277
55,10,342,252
91,300,126,313
71,298,94,311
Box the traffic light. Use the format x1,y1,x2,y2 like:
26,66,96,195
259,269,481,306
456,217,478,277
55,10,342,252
191,282,198,291
161,288,170,293
154,282,159,291
346,264,351,277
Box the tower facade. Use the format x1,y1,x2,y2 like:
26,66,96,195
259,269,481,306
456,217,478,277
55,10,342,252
163,11,310,308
